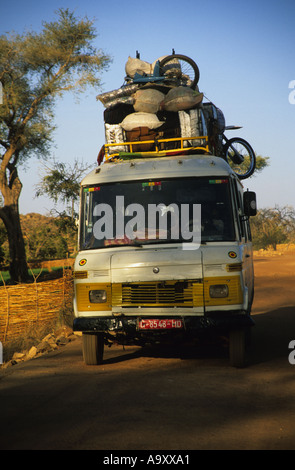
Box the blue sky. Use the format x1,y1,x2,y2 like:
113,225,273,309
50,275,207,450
1,0,295,214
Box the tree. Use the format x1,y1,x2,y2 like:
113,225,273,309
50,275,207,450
35,157,92,255
0,9,111,283
21,213,69,261
232,154,270,178
252,155,270,175
35,157,92,220
250,206,295,250
0,219,7,266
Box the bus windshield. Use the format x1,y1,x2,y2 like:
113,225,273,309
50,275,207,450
79,177,235,250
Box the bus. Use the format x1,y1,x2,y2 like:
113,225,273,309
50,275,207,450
73,153,257,367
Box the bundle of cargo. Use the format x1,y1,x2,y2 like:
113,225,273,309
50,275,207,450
97,54,215,160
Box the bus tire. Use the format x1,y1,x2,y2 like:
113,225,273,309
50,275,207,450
82,333,104,365
229,328,246,368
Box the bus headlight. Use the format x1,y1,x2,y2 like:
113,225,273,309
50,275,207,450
89,289,107,303
209,284,229,298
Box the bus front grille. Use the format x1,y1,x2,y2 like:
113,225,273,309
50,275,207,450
112,280,203,307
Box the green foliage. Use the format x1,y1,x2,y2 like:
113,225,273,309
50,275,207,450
19,213,77,261
250,206,295,250
0,8,111,282
54,212,78,232
0,220,7,265
232,154,270,178
253,155,270,174
35,157,92,219
0,213,76,265
27,226,68,260
0,8,111,164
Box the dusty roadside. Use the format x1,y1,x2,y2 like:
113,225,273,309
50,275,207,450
0,252,295,450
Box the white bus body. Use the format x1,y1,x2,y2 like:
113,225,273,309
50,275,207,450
73,154,257,367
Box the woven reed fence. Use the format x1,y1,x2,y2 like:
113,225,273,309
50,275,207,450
0,268,74,345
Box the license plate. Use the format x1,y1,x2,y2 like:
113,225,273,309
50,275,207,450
138,319,183,330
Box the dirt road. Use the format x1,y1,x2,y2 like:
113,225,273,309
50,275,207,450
1,253,295,450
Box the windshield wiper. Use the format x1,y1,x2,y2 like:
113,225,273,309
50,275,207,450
132,239,190,247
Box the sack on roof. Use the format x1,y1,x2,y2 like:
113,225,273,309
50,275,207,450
202,103,225,134
161,87,203,112
125,56,152,78
133,88,165,114
97,83,139,107
121,112,165,131
105,123,128,154
178,109,207,147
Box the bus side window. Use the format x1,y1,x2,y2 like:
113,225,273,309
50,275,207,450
231,180,245,240
245,217,252,241
240,189,253,242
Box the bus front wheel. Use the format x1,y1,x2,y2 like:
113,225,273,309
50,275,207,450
82,333,104,365
229,328,246,368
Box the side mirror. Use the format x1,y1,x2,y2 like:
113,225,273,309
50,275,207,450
244,191,257,217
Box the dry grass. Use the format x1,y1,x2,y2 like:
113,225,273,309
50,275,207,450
2,320,57,363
